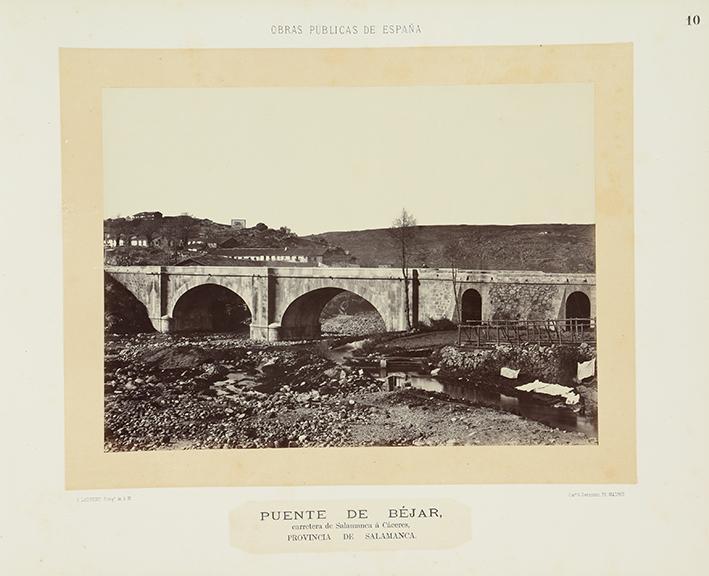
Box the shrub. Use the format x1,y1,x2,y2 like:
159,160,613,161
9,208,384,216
421,317,457,332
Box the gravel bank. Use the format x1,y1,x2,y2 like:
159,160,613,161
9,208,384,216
104,333,594,451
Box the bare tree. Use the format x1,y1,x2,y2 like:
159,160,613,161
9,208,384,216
172,214,197,249
443,238,465,326
389,208,417,330
137,218,160,247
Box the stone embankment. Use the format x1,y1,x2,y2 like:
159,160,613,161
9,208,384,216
434,342,598,416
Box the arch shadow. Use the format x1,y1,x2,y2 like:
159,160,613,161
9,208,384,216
104,272,154,333
172,284,252,333
461,288,482,324
281,288,386,340
565,291,591,326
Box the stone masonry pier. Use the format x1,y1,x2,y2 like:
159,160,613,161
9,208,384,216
105,265,595,341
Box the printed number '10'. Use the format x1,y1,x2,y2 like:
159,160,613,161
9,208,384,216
687,15,700,25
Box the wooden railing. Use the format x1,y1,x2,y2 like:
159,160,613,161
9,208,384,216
457,318,596,347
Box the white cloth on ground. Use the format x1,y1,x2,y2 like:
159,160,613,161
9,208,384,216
516,380,548,392
577,358,596,381
564,392,580,405
535,383,574,396
515,379,573,396
500,367,520,379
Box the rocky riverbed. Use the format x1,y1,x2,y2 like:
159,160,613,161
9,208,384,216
104,332,595,451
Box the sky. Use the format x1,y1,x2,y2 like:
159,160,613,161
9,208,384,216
103,83,594,235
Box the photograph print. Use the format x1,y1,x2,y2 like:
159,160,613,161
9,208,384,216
102,82,598,452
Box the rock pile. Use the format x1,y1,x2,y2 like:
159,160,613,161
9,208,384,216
435,342,596,384
104,333,383,451
320,311,386,336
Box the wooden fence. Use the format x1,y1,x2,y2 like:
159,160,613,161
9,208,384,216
457,318,596,347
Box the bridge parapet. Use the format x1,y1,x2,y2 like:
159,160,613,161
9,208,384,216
417,268,595,285
104,265,596,340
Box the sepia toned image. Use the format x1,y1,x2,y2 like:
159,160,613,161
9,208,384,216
10,0,709,572
7,0,709,570
102,83,598,452
62,45,634,488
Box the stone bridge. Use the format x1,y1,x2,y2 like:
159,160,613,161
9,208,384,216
105,265,595,341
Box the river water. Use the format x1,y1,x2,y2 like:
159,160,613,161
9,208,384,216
327,341,598,439
407,374,597,437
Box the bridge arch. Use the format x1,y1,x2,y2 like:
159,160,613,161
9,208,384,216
279,287,388,340
104,272,154,333
171,283,252,332
166,275,254,319
565,291,591,323
460,288,482,324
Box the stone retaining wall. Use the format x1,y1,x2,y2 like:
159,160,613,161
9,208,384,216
435,343,597,385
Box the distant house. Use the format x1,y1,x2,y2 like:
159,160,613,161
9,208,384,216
218,237,242,249
129,234,149,247
231,218,247,229
212,246,328,265
133,211,163,220
176,254,311,268
150,235,176,248
187,239,206,251
104,233,127,247
176,254,248,267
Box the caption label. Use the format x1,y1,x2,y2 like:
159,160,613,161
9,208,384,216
230,499,470,553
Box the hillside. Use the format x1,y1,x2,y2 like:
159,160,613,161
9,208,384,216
104,215,329,266
104,215,594,272
307,224,595,273
103,215,324,249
